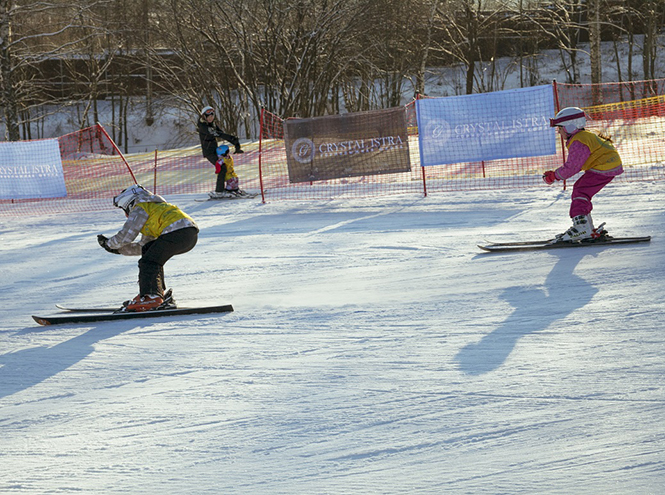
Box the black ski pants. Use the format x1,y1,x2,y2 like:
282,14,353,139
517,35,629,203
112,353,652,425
138,227,198,297
205,152,228,193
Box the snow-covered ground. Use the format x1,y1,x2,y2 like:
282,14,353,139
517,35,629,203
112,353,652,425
1,181,664,493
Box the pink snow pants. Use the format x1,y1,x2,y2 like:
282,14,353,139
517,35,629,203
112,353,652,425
569,171,615,218
225,177,239,190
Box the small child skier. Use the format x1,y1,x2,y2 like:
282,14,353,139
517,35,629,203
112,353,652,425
209,144,248,199
543,106,623,241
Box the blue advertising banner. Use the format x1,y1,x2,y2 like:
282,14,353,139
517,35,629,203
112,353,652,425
0,139,67,200
416,85,556,166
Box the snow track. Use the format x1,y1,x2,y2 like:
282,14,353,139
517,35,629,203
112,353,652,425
1,184,664,493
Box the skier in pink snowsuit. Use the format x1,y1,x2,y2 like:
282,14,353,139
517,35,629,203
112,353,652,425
543,107,623,241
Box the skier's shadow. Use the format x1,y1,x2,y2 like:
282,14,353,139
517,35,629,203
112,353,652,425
0,323,139,399
455,252,598,375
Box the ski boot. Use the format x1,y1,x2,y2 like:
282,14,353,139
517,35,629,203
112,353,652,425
125,294,164,312
555,214,594,243
158,288,178,310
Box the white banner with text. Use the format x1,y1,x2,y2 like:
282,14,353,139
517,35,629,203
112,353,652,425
0,139,67,200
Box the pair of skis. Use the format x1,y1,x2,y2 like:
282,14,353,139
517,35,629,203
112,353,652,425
32,303,234,326
478,235,651,252
32,230,651,324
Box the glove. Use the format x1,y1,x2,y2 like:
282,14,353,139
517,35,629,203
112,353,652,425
234,145,244,154
97,234,120,255
542,170,558,184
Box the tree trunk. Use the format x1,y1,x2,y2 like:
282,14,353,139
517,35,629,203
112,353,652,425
464,1,477,95
0,0,19,140
416,0,440,96
588,0,602,104
143,0,154,126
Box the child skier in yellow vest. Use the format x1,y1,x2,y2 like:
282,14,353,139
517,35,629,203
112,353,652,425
97,185,199,312
543,107,623,241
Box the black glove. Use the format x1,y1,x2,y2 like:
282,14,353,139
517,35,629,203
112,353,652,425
97,234,120,255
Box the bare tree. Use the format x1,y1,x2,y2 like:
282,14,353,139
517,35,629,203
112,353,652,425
547,0,585,84
415,0,441,96
640,0,662,84
1,0,115,141
431,0,514,95
3,0,662,145
148,0,377,135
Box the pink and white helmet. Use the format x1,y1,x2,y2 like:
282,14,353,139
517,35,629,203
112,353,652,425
550,107,587,134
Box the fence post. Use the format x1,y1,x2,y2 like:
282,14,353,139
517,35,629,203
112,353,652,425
415,94,428,197
421,165,428,197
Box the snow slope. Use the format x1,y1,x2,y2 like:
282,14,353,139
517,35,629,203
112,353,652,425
1,182,664,494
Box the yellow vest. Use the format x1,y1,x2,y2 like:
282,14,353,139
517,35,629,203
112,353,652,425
223,156,238,181
136,202,194,238
567,130,622,171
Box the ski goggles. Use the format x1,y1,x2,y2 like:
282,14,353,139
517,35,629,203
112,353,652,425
549,111,585,127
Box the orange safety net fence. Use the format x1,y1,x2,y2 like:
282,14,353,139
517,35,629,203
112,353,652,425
0,124,264,216
1,78,664,216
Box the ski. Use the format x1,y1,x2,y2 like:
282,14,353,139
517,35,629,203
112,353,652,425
196,192,258,202
55,304,122,312
478,236,651,252
54,288,177,313
33,304,234,326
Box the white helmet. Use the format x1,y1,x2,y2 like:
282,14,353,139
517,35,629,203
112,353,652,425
550,107,587,134
113,184,151,213
200,105,214,116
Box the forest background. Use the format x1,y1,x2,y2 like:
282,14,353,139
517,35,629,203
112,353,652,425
1,0,664,152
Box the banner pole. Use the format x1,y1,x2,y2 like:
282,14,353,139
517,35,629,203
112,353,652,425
552,80,567,191
415,97,428,197
421,165,428,197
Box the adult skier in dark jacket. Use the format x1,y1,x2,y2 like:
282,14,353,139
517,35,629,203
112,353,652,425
197,106,243,166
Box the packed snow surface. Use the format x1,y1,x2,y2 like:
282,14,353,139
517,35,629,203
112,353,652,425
1,182,664,494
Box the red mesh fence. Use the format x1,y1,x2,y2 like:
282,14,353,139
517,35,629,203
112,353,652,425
123,146,263,199
260,79,665,200
1,78,664,216
0,125,136,216
0,124,264,216
555,80,665,185
258,103,426,201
